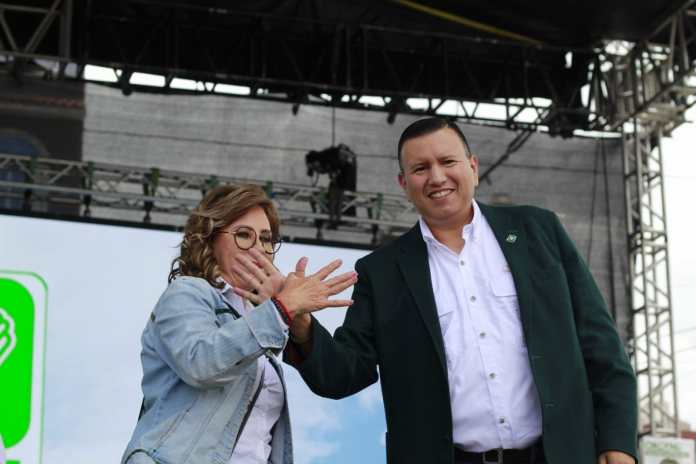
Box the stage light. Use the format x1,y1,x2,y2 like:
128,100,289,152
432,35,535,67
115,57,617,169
305,144,357,229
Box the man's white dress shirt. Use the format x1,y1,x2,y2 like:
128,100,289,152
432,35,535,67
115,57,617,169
420,200,542,451
219,284,286,464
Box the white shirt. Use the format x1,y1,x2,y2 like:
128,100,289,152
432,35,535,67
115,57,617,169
420,200,542,451
219,284,286,464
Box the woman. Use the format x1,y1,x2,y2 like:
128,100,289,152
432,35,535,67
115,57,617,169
122,184,357,464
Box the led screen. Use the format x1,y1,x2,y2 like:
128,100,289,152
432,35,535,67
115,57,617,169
0,214,386,464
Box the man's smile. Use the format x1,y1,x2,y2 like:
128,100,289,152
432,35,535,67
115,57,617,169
427,188,455,199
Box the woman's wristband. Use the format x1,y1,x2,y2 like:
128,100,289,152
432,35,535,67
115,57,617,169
271,297,293,325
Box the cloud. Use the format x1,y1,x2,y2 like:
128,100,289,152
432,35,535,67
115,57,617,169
356,384,382,412
285,370,343,464
292,434,340,464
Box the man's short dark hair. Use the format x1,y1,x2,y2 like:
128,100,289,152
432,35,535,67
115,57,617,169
397,117,472,170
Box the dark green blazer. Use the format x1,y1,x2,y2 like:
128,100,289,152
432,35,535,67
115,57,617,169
289,203,637,464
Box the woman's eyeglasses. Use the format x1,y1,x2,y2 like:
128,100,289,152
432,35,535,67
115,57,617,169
219,226,282,255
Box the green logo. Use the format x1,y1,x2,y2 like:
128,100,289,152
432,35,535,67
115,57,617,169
0,272,47,464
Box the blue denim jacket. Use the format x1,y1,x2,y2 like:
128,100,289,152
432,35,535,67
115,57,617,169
121,276,293,464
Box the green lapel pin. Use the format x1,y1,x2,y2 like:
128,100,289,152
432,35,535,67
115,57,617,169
505,233,517,244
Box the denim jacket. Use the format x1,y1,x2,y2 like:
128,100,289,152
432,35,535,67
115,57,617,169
121,276,293,464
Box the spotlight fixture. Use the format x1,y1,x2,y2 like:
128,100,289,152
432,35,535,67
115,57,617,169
305,144,357,229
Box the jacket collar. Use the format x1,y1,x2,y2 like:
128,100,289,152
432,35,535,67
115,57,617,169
396,224,448,374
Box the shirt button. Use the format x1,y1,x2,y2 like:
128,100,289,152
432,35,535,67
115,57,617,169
459,260,465,266
470,296,476,303
479,332,486,338
499,417,505,424
489,372,496,379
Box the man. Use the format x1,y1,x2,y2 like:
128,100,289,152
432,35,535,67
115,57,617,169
285,118,637,464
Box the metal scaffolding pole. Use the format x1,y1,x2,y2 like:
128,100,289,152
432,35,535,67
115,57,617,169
623,125,679,436
602,0,696,438
610,1,696,437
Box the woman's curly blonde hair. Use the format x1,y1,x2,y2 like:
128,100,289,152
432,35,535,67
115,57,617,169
168,184,280,288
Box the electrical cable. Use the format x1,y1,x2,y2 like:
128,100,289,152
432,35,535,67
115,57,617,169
331,106,336,146
601,138,617,321
586,138,600,266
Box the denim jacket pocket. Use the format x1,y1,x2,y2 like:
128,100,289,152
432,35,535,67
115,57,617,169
152,394,201,453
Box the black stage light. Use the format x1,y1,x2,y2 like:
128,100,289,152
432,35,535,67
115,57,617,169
305,144,357,229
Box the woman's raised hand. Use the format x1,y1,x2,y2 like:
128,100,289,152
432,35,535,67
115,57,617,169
231,248,285,304
275,258,357,319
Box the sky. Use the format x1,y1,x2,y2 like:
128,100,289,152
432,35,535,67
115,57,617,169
662,105,696,430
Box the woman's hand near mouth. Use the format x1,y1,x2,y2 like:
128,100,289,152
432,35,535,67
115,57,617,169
231,248,285,303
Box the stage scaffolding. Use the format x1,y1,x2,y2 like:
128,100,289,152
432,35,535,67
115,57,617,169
0,153,417,244
1,0,695,439
601,2,696,436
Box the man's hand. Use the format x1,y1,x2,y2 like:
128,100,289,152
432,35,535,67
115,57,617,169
598,450,635,464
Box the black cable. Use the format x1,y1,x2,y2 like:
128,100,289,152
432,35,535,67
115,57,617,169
601,138,618,321
479,130,534,184
331,106,336,146
586,139,600,266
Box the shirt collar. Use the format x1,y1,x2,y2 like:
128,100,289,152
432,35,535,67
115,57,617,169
466,199,481,243
216,278,251,312
218,278,232,293
418,199,481,246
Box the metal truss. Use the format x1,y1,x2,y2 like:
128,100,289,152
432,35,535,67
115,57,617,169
0,0,72,77
1,2,693,137
597,1,696,133
0,0,591,135
76,1,581,134
623,126,679,437
612,0,695,439
0,153,418,245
